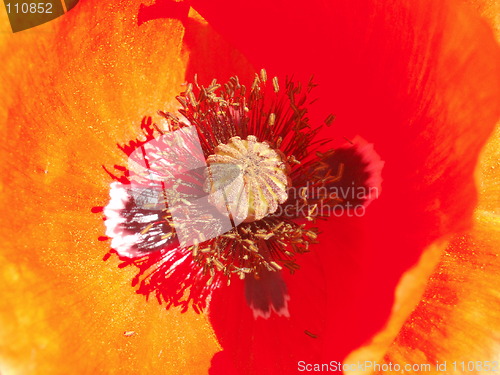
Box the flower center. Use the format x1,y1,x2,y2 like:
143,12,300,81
206,135,290,223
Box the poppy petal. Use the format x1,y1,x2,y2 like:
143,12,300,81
0,1,230,372
347,126,500,372
191,0,500,372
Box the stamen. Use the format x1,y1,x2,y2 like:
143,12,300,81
100,71,382,315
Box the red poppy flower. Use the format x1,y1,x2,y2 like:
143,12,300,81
0,0,498,374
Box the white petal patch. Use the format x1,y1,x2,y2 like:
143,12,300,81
250,293,291,320
245,270,291,320
348,135,384,207
103,182,143,258
319,135,384,211
103,182,173,258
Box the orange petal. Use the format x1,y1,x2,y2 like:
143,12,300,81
0,1,227,373
462,0,500,38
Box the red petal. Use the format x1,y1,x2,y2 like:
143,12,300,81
193,0,500,372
